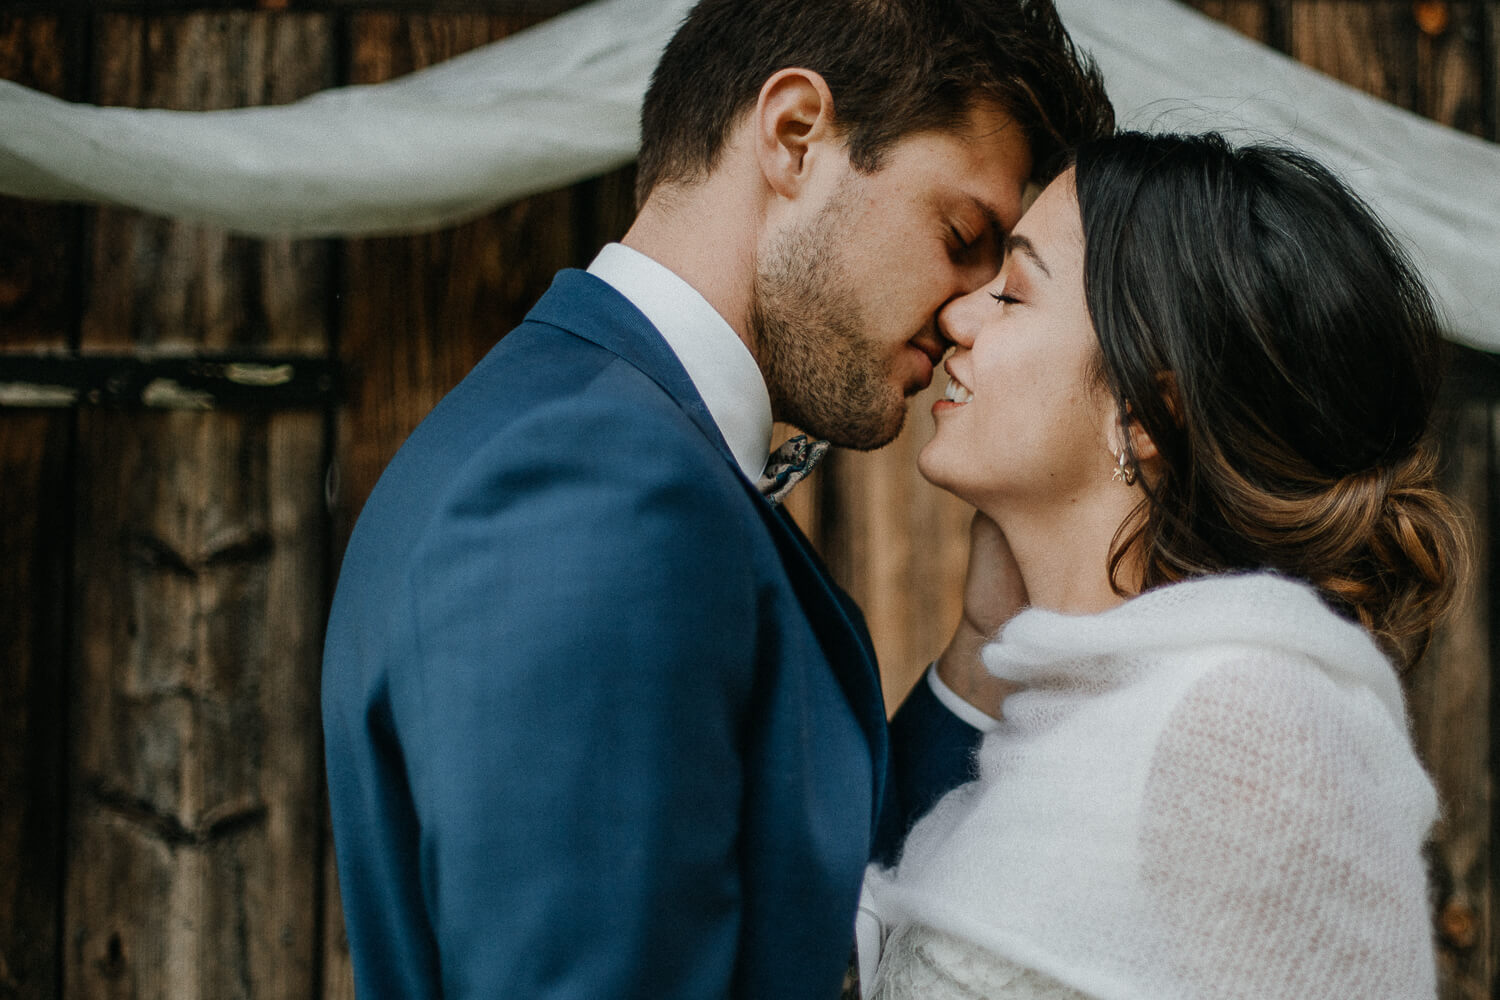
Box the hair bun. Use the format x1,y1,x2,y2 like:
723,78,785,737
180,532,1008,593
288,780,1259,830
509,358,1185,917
1312,450,1466,667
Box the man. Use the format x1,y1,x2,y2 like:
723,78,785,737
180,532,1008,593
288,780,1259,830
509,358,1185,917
322,1,1112,996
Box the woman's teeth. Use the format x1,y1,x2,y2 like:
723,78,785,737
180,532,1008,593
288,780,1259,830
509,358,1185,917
944,378,973,404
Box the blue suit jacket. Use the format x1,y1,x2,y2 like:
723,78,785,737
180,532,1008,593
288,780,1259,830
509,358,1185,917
323,270,980,999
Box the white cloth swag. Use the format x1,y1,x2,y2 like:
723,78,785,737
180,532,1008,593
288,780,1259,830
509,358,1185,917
1,0,1497,349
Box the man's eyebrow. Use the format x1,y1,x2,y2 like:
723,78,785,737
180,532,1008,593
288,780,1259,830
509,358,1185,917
1004,233,1051,279
971,199,1007,258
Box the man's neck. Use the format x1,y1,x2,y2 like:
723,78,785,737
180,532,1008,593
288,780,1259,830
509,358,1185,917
620,174,764,361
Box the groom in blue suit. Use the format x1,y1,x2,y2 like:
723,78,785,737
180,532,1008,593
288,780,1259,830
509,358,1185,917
322,1,1111,997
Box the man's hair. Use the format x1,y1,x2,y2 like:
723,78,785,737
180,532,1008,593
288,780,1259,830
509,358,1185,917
635,0,1114,205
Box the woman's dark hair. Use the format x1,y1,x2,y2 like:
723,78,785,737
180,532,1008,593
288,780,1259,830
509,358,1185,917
1073,131,1466,667
635,0,1114,206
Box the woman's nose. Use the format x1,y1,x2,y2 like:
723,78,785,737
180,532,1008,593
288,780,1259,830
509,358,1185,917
938,286,984,349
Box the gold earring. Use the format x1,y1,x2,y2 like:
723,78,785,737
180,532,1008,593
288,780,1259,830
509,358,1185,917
1112,449,1137,486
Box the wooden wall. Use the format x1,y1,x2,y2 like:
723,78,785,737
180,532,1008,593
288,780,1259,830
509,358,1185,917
0,1,1494,998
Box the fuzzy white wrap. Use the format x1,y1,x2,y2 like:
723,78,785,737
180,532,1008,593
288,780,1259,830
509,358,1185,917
869,572,1438,1000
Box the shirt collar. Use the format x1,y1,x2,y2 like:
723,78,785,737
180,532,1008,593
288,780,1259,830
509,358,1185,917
587,243,773,483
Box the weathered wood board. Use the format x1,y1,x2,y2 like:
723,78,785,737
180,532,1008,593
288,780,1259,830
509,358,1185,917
0,14,77,1000
0,2,1496,999
56,13,335,1000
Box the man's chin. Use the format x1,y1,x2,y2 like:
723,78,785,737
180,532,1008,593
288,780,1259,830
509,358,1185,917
819,407,907,452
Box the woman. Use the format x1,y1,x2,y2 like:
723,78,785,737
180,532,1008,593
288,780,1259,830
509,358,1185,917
864,131,1466,999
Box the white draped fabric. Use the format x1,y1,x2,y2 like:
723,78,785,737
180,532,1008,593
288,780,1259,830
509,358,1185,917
1,0,1496,347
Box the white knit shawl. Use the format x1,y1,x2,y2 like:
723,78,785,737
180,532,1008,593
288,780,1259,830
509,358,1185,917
871,572,1438,1000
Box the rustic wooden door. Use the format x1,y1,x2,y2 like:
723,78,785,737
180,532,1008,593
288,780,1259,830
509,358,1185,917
1,2,1497,999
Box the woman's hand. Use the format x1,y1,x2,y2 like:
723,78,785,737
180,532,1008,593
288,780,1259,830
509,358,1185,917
935,511,1027,719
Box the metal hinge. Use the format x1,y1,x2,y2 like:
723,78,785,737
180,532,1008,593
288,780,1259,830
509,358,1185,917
0,352,340,410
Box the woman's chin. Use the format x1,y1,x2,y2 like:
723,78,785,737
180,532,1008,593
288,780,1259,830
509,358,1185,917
915,446,965,500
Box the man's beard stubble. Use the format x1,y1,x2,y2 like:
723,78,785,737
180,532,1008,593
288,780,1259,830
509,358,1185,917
749,186,910,452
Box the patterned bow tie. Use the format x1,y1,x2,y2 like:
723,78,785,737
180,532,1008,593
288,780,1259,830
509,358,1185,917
757,434,830,506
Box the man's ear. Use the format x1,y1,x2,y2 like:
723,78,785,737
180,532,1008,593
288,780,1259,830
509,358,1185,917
753,68,839,199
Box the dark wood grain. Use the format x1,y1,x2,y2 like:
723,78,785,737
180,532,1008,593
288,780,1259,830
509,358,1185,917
0,415,70,1000
62,12,334,1000
83,13,334,353
0,14,77,1000
68,408,327,1000
1288,0,1414,104
0,15,82,350
1178,0,1273,43
1409,400,1496,1000
335,12,574,541
1412,2,1487,138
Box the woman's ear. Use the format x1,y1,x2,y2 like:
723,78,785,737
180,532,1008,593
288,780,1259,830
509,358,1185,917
1104,407,1158,461
1107,399,1160,471
753,68,839,199
1111,373,1180,472
1124,413,1160,464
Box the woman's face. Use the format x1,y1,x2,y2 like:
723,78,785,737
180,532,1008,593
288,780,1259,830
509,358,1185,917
917,170,1118,515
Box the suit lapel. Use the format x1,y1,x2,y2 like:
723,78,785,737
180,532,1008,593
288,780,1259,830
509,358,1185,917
768,506,891,832
525,269,891,826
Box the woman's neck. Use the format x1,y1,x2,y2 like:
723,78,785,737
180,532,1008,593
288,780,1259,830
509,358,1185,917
989,489,1144,615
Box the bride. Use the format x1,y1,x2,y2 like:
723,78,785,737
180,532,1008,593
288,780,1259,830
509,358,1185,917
864,130,1466,999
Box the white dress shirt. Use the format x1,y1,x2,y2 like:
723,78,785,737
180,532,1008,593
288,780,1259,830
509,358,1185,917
587,243,773,483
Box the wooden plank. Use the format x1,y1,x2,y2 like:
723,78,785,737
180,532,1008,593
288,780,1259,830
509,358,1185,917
0,14,77,1000
0,14,81,351
569,164,638,269
0,415,70,1000
334,11,574,539
70,408,328,1000
1412,2,1487,138
1400,9,1492,996
0,352,339,410
83,12,334,353
320,836,354,1000
1179,0,1273,43
26,0,597,11
64,12,334,1000
1288,0,1413,105
1408,401,1495,1000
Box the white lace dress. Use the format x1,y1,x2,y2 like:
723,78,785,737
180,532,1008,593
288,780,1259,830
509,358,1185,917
867,923,1089,1000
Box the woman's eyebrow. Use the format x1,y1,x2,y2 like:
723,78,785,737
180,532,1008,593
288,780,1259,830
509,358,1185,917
1004,233,1051,279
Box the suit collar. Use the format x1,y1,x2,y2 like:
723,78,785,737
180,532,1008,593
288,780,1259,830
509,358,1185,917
527,269,738,473
586,244,773,482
